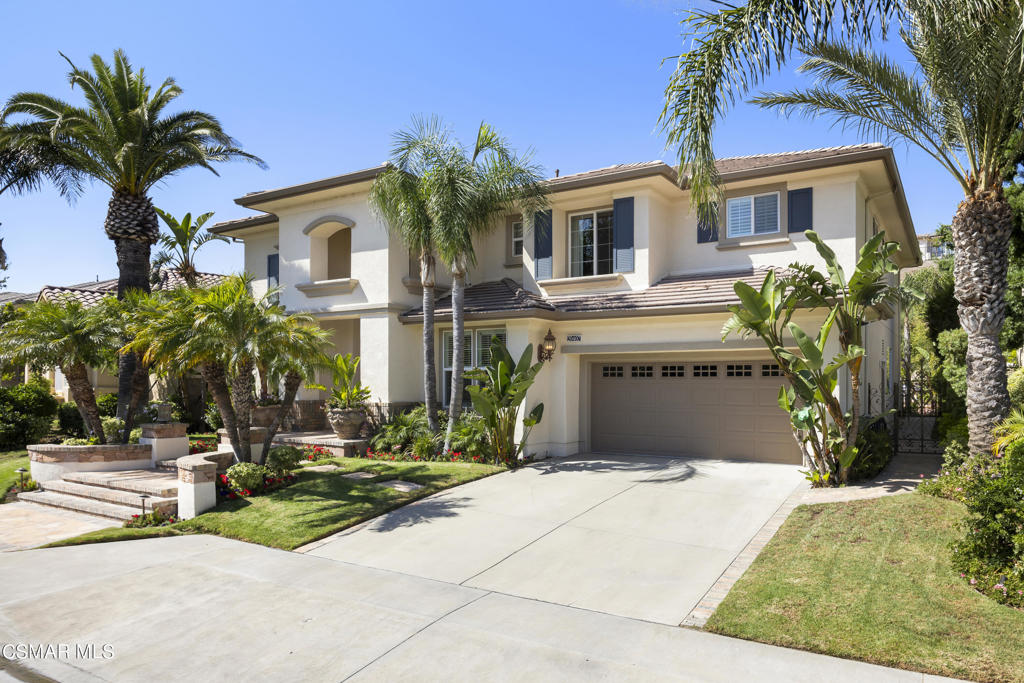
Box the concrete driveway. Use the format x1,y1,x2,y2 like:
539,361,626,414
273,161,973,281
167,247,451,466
304,454,805,625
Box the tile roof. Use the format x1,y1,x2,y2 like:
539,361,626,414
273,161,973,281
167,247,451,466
712,143,885,175
37,269,228,308
401,269,775,321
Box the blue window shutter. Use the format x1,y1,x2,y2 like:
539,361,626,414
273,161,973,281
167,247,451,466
697,209,718,243
613,197,635,273
788,188,813,233
267,253,279,284
534,210,553,280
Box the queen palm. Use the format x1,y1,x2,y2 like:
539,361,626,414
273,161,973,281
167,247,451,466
369,122,441,432
403,119,548,453
0,50,263,423
0,299,117,442
151,209,227,288
660,0,1024,453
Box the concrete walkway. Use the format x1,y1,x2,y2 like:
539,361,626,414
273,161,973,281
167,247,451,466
0,535,955,682
302,455,805,626
0,502,116,551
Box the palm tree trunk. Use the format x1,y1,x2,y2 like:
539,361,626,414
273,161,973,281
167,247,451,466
231,359,256,462
63,362,105,444
106,191,158,427
952,189,1014,455
442,264,467,454
200,363,241,462
262,370,302,454
121,362,150,442
421,250,440,433
844,357,863,484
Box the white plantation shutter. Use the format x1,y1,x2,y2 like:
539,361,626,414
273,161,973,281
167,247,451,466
477,329,508,366
726,198,752,237
444,331,472,370
754,193,779,234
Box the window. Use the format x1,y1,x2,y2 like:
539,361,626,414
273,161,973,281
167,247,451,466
761,363,782,377
511,220,524,258
267,253,279,285
726,192,779,238
693,364,718,377
602,365,624,378
631,365,653,378
442,328,507,404
727,363,752,377
569,209,614,277
661,365,685,377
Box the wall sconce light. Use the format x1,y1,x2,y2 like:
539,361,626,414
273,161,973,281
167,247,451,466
538,329,557,362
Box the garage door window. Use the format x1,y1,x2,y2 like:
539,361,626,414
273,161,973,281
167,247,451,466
602,365,624,378
631,365,654,378
442,328,507,404
661,365,685,377
693,364,718,377
726,363,752,377
762,363,782,377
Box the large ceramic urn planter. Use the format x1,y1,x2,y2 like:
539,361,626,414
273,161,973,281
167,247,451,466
252,405,281,428
328,407,365,439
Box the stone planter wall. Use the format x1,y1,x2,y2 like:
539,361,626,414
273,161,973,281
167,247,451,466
28,444,153,482
139,422,188,462
175,449,235,519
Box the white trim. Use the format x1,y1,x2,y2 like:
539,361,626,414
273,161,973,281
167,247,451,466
568,208,614,278
725,191,781,238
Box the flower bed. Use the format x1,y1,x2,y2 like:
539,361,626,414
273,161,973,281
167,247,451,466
302,445,332,461
124,510,177,528
188,436,219,455
366,449,483,464
217,471,297,500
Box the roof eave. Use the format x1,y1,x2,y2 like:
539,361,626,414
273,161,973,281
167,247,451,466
234,165,389,208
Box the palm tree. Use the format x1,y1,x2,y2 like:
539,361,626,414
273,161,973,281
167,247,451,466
0,50,264,424
0,298,117,442
369,120,442,432
397,119,548,453
151,209,227,288
659,0,1024,454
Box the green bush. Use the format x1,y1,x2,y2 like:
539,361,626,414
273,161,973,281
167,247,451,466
100,417,140,444
412,433,439,460
1009,368,1024,408
936,329,968,400
204,401,224,431
934,412,968,445
265,446,302,475
61,437,97,446
95,392,118,418
226,462,269,493
0,380,59,449
369,405,433,454
850,417,893,481
448,411,489,460
949,441,1024,607
57,401,86,437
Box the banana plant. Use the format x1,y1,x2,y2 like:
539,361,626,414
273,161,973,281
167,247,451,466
465,338,544,467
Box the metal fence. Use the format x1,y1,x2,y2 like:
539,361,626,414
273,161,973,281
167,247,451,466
894,355,953,454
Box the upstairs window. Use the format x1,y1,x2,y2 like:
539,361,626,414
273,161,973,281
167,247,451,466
569,209,614,277
726,192,779,238
511,220,524,257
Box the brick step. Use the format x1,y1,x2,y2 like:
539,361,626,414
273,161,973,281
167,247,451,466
62,470,178,498
18,490,145,522
39,480,176,516
155,459,178,472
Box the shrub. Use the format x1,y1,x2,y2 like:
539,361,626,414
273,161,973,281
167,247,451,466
448,411,489,460
936,328,968,400
1010,368,1024,408
61,437,97,446
265,446,303,475
0,380,59,449
57,401,86,437
850,417,893,481
950,441,1024,607
226,462,269,494
411,433,439,460
301,445,332,461
204,401,224,431
100,417,140,444
95,392,118,418
369,406,432,454
934,412,968,445
124,510,176,528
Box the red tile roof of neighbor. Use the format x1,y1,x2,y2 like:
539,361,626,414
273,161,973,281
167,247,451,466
401,269,776,322
37,270,228,308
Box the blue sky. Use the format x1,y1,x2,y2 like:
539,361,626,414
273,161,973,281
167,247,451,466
0,0,959,293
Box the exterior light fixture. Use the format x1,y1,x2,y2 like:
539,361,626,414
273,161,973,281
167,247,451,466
15,467,26,490
138,493,150,517
538,329,557,362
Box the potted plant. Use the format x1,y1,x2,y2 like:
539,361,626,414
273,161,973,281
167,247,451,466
323,354,371,439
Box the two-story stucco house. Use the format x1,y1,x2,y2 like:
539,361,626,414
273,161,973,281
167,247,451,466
210,143,921,464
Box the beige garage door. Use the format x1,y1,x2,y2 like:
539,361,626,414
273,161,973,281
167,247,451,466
590,360,798,464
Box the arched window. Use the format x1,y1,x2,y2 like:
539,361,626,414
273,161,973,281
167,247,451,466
304,215,354,281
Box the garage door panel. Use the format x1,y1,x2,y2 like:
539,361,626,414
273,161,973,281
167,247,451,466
591,361,799,464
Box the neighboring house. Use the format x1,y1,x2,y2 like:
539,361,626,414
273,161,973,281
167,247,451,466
917,232,952,262
210,143,921,464
14,271,225,401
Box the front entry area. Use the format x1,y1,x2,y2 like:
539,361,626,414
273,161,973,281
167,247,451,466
590,359,799,464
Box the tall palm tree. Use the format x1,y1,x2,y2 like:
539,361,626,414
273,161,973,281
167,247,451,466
659,0,1024,454
0,299,117,442
407,119,548,453
151,209,227,288
369,123,441,432
0,50,264,425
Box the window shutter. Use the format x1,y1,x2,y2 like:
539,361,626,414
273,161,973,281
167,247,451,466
267,253,279,284
697,209,719,243
534,209,553,280
477,329,507,367
788,188,813,233
612,197,634,273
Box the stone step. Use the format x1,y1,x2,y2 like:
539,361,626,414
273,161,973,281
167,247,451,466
18,490,145,522
39,480,176,516
62,470,179,497
155,459,178,472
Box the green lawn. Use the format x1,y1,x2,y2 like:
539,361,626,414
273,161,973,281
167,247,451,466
0,450,30,501
705,494,1024,682
47,458,502,551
